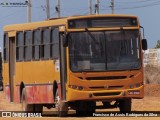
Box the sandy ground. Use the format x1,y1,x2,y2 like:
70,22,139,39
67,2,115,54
0,84,160,120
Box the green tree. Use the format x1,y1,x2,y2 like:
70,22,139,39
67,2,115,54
155,40,160,49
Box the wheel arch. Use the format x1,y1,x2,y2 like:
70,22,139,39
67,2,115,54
20,82,25,102
53,80,58,100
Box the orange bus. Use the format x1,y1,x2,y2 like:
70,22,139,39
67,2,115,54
3,14,147,116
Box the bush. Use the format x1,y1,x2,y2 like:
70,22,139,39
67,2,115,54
144,64,160,84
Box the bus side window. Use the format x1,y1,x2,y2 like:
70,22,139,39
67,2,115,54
24,31,32,61
41,29,50,59
51,28,59,59
3,34,9,62
16,32,24,61
33,30,41,60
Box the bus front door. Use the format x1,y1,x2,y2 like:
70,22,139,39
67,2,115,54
9,37,16,102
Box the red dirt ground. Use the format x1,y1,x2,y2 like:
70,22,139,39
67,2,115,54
0,84,160,120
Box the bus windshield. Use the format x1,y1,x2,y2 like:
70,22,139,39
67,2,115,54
68,30,141,72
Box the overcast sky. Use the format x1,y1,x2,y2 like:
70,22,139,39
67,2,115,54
0,0,160,50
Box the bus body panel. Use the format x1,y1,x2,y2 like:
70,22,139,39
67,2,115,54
5,84,56,104
4,59,61,103
67,69,144,101
24,85,54,104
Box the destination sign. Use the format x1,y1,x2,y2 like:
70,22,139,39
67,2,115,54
68,17,138,29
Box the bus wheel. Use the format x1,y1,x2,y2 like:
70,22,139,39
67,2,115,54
33,104,43,114
118,98,132,113
0,85,3,91
55,89,68,117
76,101,96,116
21,88,34,112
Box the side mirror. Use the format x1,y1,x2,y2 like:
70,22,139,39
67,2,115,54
142,39,147,50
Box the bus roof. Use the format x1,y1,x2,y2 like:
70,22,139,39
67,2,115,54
68,14,137,19
3,17,68,32
3,14,138,32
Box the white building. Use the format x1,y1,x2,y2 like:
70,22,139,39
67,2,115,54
143,49,149,66
143,48,160,66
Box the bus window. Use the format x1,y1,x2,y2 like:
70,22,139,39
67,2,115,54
69,32,105,71
3,34,9,62
33,30,41,60
42,29,50,59
69,30,140,72
105,30,140,70
51,28,59,59
16,32,24,61
24,31,32,61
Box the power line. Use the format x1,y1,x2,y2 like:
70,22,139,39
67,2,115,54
101,0,160,4
101,0,160,10
116,1,160,9
50,11,57,18
116,0,160,3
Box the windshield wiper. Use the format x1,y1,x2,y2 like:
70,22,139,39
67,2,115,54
85,28,98,44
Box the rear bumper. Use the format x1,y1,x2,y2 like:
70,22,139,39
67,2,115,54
67,85,144,101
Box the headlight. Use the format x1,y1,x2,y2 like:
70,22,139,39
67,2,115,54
129,82,143,89
69,85,84,90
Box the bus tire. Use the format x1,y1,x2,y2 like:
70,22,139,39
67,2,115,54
33,104,43,113
119,98,132,113
21,88,34,112
0,85,3,91
76,101,96,116
55,89,68,117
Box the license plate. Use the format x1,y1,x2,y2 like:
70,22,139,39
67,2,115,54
128,90,140,95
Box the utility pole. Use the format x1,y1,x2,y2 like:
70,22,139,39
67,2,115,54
55,0,60,18
46,0,50,19
95,0,99,14
89,0,92,14
27,0,31,22
111,0,114,14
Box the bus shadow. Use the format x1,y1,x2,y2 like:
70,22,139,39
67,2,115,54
42,111,120,117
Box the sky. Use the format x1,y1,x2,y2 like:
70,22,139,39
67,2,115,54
0,0,160,50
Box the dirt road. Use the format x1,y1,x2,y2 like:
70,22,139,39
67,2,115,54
0,84,160,120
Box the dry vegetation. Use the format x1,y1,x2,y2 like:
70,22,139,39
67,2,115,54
144,64,160,84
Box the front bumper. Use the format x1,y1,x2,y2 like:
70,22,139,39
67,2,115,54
67,85,144,101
